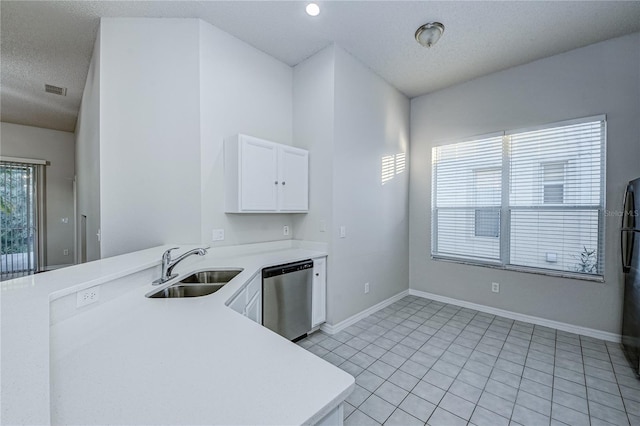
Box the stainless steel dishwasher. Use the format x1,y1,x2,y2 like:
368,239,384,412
262,259,313,342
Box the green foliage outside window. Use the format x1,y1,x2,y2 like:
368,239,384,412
575,246,598,274
1,165,35,255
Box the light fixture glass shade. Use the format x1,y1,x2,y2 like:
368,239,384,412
306,3,320,16
415,22,445,48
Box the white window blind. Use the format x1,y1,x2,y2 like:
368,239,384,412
432,135,503,262
432,117,605,278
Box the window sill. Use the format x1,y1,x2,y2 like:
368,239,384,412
430,255,605,283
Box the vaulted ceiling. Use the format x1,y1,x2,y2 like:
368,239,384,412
2,1,640,133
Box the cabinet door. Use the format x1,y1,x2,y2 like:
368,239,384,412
312,257,327,327
240,136,278,211
278,146,309,212
315,404,343,426
246,290,262,324
229,288,246,314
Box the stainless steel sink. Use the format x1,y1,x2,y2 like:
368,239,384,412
179,270,242,284
146,269,242,298
148,283,224,298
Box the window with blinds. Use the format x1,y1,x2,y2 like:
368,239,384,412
431,116,605,278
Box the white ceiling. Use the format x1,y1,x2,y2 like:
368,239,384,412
2,1,640,133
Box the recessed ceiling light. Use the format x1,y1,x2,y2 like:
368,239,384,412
306,3,320,17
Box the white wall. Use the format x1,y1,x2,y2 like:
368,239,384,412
75,29,101,262
74,18,296,258
198,21,294,247
293,45,410,325
331,47,410,324
291,45,335,245
410,33,640,334
1,122,75,267
99,19,202,257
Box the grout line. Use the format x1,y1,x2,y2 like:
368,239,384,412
493,314,521,425
577,335,593,426
301,295,639,426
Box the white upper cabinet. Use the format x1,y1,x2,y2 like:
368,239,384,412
225,134,309,213
240,137,279,211
278,146,309,212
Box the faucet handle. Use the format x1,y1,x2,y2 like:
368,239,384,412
152,247,181,285
163,247,180,260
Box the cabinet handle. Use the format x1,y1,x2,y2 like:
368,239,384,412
282,181,286,186
274,181,278,185
315,273,319,276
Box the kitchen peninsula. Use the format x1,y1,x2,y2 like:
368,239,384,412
1,241,354,425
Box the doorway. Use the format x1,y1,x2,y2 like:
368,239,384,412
0,160,44,279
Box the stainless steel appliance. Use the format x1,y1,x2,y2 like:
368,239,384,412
262,259,313,341
622,177,640,377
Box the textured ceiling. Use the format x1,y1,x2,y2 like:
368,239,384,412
2,1,640,133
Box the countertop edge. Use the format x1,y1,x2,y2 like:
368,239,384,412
2,240,346,426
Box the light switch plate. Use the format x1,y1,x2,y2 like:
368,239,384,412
339,226,346,238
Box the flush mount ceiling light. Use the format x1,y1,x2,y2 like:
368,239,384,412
415,22,445,48
306,3,320,16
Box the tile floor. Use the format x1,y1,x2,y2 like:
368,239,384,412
297,296,640,426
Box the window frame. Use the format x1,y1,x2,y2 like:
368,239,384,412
431,115,606,282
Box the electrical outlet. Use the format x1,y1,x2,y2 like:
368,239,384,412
492,282,500,293
63,249,69,256
364,282,370,294
283,225,289,236
77,286,100,308
61,217,69,224
212,229,225,241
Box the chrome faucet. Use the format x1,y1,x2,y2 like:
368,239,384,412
152,247,209,285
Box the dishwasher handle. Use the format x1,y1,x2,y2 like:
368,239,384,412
262,259,314,279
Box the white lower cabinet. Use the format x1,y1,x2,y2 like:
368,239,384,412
311,256,327,327
228,289,246,315
228,273,262,325
315,403,343,426
246,291,261,324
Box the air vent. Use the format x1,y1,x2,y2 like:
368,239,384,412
44,84,67,96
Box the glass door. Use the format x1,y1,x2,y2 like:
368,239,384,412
0,161,40,279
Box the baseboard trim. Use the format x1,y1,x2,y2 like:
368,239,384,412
321,290,410,335
409,289,621,343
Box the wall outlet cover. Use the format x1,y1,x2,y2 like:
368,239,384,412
77,286,100,308
212,229,225,241
364,282,370,294
491,282,500,293
339,225,346,238
283,225,290,236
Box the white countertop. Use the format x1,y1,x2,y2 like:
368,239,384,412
1,240,354,425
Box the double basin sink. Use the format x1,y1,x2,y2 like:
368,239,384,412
147,269,242,298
